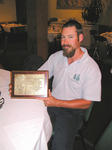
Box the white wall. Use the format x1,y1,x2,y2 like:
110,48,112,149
0,0,16,22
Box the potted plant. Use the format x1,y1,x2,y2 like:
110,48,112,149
82,0,104,24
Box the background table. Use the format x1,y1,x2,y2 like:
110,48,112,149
0,69,52,150
48,21,62,42
100,32,112,45
1,23,27,32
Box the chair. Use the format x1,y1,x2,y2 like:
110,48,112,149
90,30,109,61
95,120,112,150
74,98,112,150
74,103,95,150
4,31,27,52
22,54,44,70
102,54,112,76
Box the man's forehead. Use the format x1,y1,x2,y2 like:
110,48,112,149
62,28,77,36
61,33,76,37
62,26,77,33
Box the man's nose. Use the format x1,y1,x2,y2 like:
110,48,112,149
62,38,69,44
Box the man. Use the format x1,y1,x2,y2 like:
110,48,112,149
38,19,101,150
8,19,101,150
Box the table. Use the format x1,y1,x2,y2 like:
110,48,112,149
48,21,62,42
1,23,27,32
0,69,52,150
100,32,112,45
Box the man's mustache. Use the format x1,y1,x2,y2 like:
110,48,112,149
62,44,71,48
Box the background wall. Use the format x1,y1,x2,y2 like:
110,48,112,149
48,0,112,26
48,0,83,23
0,0,16,22
98,0,112,26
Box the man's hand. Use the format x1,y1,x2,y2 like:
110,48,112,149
38,90,58,107
9,83,12,96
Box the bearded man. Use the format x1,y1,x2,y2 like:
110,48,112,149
38,19,101,150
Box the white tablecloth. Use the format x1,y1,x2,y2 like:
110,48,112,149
0,69,52,150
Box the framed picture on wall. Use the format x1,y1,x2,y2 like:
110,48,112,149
57,0,91,9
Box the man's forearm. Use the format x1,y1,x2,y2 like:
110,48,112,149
38,90,92,109
53,98,92,109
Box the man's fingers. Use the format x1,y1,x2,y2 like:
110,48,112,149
9,83,12,96
48,89,51,97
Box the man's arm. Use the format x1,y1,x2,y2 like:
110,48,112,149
38,90,92,109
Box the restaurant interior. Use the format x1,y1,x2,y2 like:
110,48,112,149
0,0,112,149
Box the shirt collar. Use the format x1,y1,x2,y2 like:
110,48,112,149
76,47,88,63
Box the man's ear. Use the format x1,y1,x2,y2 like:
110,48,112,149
79,33,84,43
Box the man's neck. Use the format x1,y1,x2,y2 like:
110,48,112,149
68,48,84,65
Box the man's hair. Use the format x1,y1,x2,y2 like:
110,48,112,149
62,19,83,35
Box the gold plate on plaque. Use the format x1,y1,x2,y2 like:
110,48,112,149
10,71,48,98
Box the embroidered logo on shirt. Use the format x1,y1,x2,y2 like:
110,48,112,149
73,74,80,81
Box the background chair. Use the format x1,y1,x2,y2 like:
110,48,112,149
95,120,112,150
74,97,112,150
90,30,109,61
22,54,44,70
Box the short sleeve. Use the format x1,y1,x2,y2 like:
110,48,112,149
82,67,101,102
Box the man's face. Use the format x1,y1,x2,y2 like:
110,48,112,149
61,26,80,58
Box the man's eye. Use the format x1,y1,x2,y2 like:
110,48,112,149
68,36,73,39
61,35,74,40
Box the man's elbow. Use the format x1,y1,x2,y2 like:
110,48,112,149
83,100,92,109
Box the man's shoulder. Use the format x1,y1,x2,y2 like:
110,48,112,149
85,56,101,76
50,50,63,59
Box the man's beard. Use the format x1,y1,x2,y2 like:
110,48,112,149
62,45,75,58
